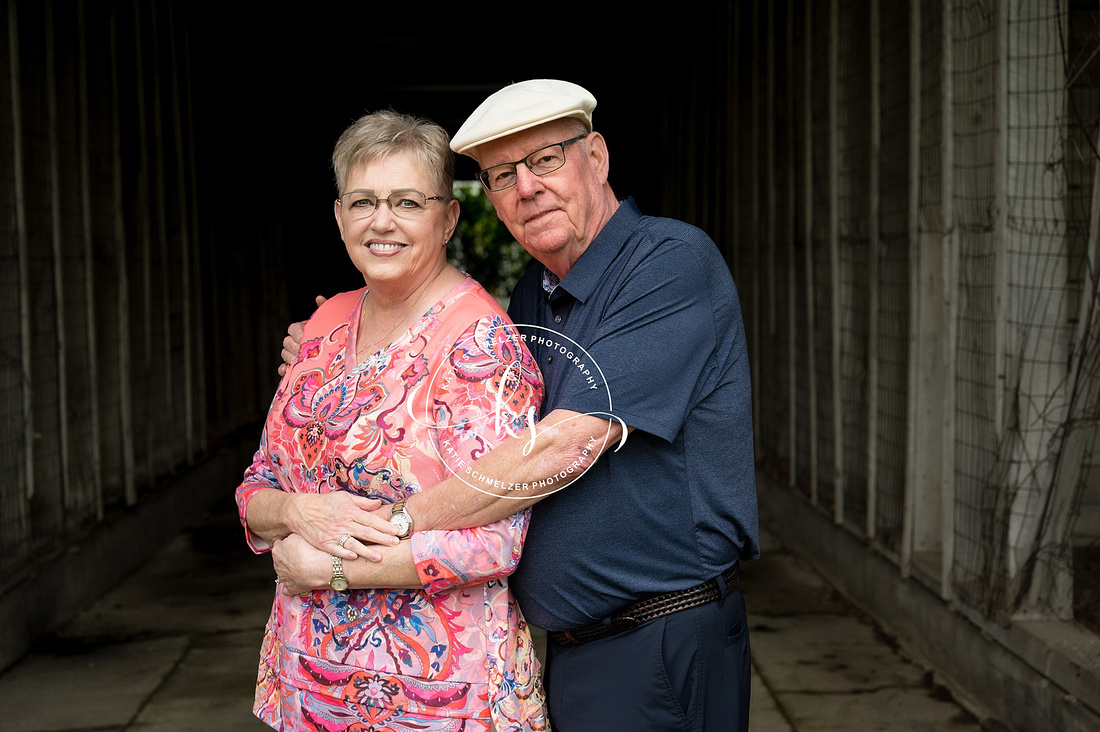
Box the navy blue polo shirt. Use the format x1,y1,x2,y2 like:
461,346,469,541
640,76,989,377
506,197,759,632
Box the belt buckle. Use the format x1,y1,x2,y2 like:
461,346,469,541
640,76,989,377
610,613,639,632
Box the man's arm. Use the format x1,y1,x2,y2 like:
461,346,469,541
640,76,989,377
274,301,628,533
405,408,628,532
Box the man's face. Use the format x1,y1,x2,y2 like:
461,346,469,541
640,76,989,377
476,119,611,275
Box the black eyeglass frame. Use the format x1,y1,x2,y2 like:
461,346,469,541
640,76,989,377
476,134,588,192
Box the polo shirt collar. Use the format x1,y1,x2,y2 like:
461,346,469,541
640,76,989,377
545,197,641,304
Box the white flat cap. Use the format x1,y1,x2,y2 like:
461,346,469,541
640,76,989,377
450,79,597,155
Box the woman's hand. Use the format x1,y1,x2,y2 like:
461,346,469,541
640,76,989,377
286,491,399,561
273,534,330,595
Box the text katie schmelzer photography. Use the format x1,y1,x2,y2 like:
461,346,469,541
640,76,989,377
410,322,627,498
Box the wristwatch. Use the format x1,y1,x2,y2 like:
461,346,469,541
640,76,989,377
329,555,348,591
390,498,413,539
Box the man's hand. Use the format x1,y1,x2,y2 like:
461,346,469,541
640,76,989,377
278,295,328,376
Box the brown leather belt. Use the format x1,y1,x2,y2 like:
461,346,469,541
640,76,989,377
549,564,739,647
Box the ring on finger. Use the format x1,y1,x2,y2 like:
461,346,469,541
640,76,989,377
338,533,352,548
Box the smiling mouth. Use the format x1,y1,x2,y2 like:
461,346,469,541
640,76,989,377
368,242,405,253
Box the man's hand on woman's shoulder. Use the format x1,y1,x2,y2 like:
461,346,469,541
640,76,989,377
278,295,328,376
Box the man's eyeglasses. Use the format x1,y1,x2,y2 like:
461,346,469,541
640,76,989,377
338,190,445,220
476,135,587,192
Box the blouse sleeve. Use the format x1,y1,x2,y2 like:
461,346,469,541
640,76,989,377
233,292,359,555
409,314,544,595
235,429,282,554
233,330,324,555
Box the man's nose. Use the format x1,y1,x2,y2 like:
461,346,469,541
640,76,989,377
514,164,545,197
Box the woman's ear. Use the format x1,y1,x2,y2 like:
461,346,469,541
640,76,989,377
333,199,345,240
444,198,461,243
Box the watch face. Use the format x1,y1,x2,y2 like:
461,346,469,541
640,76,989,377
391,513,412,535
331,577,348,591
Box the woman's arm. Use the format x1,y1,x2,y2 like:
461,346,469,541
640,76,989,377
236,423,397,563
244,487,398,562
272,507,532,595
273,532,420,594
241,291,401,561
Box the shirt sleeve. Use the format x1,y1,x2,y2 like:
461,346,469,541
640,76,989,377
232,295,354,554
408,314,545,595
235,428,281,554
557,238,718,443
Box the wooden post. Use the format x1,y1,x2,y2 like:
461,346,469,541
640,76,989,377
44,0,72,523
829,0,846,523
9,0,34,533
866,0,882,540
168,3,195,463
901,0,922,579
787,0,799,486
806,0,820,503
766,0,777,338
76,0,103,521
939,0,957,599
183,17,206,455
149,2,174,472
109,8,136,506
132,0,154,485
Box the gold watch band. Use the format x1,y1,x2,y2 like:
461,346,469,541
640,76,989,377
390,498,412,539
329,555,348,590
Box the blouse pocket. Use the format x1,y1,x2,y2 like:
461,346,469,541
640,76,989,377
282,653,490,722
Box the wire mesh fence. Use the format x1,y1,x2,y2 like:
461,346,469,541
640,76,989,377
663,0,1100,631
874,0,913,554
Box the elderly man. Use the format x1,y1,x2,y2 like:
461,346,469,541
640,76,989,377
284,80,758,731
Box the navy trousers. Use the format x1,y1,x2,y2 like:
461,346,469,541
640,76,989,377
543,585,751,731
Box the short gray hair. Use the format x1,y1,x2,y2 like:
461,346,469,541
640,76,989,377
332,110,454,200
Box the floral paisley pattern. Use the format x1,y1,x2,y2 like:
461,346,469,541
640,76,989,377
236,277,546,731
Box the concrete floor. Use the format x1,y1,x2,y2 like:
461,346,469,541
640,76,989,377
0,495,1001,731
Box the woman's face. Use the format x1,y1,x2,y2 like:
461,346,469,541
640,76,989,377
334,151,459,293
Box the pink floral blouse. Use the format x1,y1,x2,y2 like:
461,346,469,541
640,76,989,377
235,276,547,731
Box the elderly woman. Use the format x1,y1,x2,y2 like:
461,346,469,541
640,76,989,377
235,110,547,731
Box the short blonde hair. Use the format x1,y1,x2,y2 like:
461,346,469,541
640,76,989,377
332,110,454,199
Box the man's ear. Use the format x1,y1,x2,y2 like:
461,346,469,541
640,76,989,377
584,132,610,184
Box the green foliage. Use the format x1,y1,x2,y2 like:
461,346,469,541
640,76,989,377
449,182,531,308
